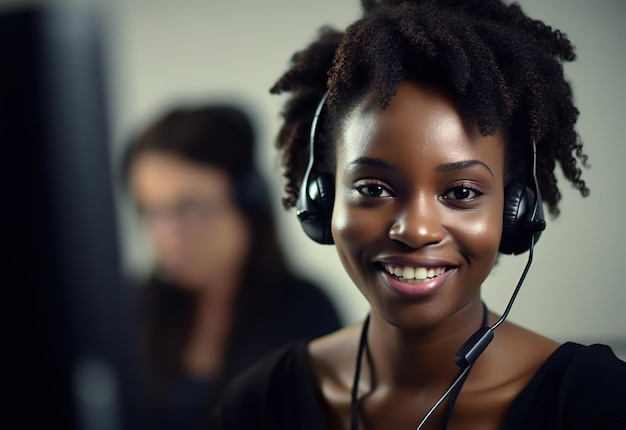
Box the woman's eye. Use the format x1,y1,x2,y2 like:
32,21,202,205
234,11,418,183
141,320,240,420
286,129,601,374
355,183,393,198
443,186,483,201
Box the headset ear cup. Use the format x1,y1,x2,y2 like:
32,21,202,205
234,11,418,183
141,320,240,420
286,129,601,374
296,172,335,245
297,90,334,244
313,172,335,244
499,182,544,255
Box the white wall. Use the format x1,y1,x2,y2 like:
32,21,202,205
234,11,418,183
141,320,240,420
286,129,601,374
102,1,625,349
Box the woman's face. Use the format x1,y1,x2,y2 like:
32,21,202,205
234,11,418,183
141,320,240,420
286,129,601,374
332,81,505,328
130,152,251,291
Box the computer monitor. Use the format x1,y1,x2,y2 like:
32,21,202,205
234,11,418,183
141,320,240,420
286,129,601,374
1,5,143,429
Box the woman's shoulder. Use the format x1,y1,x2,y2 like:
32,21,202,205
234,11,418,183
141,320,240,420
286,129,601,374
209,323,364,429
469,315,562,394
503,340,626,429
219,321,362,396
307,321,365,403
538,341,626,389
309,320,364,365
491,318,626,386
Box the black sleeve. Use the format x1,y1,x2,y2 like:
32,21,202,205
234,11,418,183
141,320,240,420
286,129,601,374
561,344,626,429
504,342,626,430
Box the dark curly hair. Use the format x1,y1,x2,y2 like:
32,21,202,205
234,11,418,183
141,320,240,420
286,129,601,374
270,0,589,216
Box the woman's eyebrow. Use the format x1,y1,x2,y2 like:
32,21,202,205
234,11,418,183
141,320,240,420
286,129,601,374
349,157,494,178
437,160,494,178
349,157,395,169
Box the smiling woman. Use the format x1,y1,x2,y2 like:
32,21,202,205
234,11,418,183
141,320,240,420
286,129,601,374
208,1,626,429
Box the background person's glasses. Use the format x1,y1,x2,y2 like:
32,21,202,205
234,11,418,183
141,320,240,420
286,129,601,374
139,198,232,233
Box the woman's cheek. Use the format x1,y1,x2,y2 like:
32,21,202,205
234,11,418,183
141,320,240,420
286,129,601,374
451,209,503,263
331,198,372,287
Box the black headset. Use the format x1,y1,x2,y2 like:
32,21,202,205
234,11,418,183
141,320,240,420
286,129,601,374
296,90,546,254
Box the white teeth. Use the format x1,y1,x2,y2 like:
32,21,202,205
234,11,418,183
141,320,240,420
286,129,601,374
415,267,427,280
383,264,448,281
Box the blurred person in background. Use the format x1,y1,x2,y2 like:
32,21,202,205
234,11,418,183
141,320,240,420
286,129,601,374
121,103,342,429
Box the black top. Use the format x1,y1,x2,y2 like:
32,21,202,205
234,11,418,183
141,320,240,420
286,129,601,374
140,277,342,430
210,341,626,429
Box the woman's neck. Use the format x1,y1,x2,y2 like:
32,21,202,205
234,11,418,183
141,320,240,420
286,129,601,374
364,300,486,389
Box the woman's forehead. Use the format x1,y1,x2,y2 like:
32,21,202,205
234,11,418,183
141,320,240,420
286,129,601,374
336,81,505,175
339,82,486,145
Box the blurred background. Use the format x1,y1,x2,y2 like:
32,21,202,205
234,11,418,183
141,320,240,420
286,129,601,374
2,0,625,428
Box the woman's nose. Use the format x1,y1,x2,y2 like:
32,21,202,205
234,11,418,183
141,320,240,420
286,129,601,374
388,196,446,248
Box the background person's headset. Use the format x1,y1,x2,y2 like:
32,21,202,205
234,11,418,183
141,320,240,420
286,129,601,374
296,90,546,255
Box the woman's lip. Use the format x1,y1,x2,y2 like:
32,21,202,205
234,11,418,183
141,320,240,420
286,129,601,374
381,267,455,297
374,256,456,268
